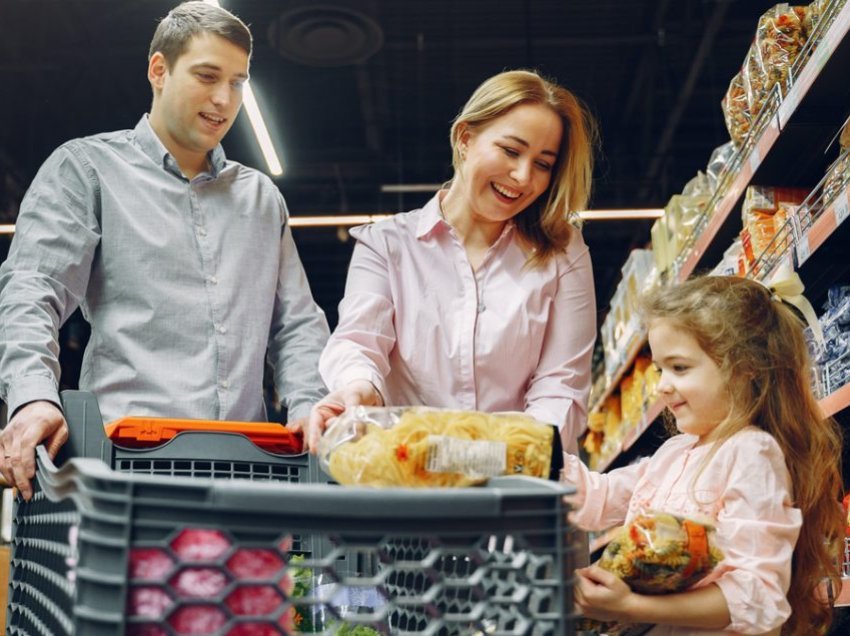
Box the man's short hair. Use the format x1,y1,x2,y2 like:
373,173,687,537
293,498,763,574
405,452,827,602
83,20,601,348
149,1,252,68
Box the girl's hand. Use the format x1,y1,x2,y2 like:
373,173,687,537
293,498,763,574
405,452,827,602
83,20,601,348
575,565,636,622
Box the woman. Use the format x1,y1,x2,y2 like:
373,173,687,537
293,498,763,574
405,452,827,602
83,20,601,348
309,69,598,454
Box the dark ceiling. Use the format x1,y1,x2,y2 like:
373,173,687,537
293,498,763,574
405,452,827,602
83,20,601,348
0,0,773,328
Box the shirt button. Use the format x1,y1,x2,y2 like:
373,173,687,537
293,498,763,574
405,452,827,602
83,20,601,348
217,325,228,334
208,276,218,285
198,228,207,237
220,380,229,389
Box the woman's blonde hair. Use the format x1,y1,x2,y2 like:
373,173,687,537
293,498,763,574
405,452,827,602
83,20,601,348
641,275,844,635
449,70,598,266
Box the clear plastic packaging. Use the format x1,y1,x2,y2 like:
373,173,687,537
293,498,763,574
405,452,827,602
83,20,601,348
754,5,808,98
706,142,736,193
599,510,724,595
722,70,751,147
317,406,563,487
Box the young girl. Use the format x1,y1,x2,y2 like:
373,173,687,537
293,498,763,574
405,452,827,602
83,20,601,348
565,275,844,635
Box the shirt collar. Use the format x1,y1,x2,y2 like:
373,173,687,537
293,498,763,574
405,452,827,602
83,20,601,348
134,115,227,179
416,190,517,246
415,192,450,240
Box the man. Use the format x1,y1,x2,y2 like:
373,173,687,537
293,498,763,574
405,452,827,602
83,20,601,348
0,1,330,498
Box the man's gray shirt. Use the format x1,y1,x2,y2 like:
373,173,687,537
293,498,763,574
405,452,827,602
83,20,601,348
0,116,329,422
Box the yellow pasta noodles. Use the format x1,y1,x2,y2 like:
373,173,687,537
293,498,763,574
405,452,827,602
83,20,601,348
320,407,556,487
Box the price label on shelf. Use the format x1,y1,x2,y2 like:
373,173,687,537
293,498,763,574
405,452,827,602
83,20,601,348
795,231,811,266
834,191,850,227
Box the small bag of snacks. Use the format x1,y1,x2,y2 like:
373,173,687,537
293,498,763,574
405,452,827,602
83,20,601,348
754,4,808,95
577,512,724,635
722,70,751,147
317,406,563,487
822,123,850,205
599,510,724,594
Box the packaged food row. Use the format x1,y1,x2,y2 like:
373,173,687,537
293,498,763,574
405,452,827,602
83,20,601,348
722,0,839,147
583,356,660,469
810,285,850,395
599,250,657,381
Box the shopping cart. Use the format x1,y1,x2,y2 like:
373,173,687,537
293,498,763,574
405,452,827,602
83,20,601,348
6,391,580,635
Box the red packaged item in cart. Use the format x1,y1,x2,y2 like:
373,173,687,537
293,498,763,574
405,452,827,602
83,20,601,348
105,416,304,455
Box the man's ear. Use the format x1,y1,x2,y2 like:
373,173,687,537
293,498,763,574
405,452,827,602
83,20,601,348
148,51,168,93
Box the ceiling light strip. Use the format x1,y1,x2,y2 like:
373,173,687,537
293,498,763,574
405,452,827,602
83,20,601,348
0,209,663,235
241,84,284,176
380,184,444,193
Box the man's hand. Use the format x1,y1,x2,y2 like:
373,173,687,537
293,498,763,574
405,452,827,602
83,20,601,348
305,380,383,453
0,400,68,500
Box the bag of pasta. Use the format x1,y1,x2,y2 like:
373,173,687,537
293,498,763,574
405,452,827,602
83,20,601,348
317,406,563,487
599,510,724,594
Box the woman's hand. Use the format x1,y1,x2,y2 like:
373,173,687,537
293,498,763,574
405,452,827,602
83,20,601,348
575,565,636,622
305,380,383,452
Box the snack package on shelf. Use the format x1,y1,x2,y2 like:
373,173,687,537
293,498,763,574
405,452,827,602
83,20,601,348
668,194,708,256
814,285,850,393
740,186,809,272
317,406,564,487
742,40,768,122
711,238,746,278
590,394,623,469
822,125,850,206
754,5,808,99
620,249,657,317
619,371,642,433
651,217,674,277
634,355,659,405
583,411,607,457
722,70,751,147
806,0,846,38
706,142,736,193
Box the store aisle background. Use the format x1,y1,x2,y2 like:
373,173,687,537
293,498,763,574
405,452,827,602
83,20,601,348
1,0,773,329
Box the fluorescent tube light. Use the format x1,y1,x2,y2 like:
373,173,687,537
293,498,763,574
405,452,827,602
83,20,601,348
205,0,283,177
380,184,444,193
288,215,393,227
579,209,664,220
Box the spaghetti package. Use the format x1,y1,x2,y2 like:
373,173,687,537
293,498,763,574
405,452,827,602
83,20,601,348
599,511,724,595
317,406,563,487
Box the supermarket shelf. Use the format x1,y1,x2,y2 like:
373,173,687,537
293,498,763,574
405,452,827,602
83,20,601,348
592,6,850,440
589,331,647,415
795,184,850,268
820,380,850,418
676,3,850,281
595,397,665,474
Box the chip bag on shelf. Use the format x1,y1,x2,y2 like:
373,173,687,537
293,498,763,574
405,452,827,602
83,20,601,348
822,123,850,206
754,4,808,97
722,70,751,147
317,406,563,487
